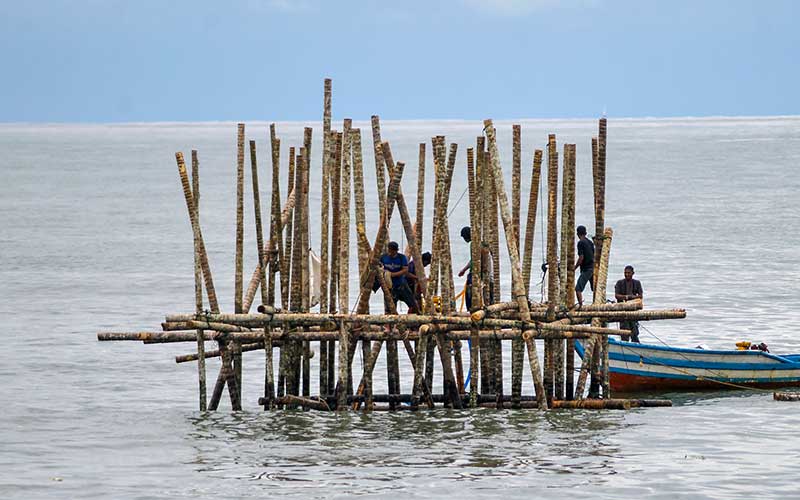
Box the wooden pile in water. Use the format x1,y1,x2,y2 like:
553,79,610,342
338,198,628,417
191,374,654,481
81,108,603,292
98,78,682,411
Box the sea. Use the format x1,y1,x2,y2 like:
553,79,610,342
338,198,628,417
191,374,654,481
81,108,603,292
2,116,800,499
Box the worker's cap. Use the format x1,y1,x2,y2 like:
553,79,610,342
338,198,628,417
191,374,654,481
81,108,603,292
387,241,399,251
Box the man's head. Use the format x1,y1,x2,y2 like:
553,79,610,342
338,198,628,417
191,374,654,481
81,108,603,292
422,252,432,267
577,225,587,237
624,265,635,280
460,226,471,243
387,241,399,256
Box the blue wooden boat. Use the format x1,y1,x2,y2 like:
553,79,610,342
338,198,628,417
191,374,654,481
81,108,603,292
575,338,800,392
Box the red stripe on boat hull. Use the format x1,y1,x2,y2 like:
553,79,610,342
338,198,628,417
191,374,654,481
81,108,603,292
611,372,800,392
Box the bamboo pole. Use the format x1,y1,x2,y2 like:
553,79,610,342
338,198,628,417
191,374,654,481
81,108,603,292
249,140,275,409
512,124,521,249
546,134,559,320
544,134,559,404
484,119,546,409
327,132,342,395
102,323,629,343
466,147,481,407
575,227,613,398
320,130,333,395
371,115,387,218
352,129,368,278
175,153,219,313
522,150,543,296
476,137,492,395
416,143,426,250
191,150,206,411
597,119,609,399
564,144,577,400
323,78,332,149
302,127,312,312
339,121,352,314
268,125,282,308
487,150,501,305
301,129,312,398
335,321,349,410
235,123,245,314
282,147,296,310
286,149,305,397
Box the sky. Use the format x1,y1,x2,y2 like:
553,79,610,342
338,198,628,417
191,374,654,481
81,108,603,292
0,0,797,122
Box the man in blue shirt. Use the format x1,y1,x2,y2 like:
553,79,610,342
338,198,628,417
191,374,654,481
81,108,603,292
379,241,419,313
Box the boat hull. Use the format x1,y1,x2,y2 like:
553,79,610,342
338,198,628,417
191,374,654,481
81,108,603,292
575,339,800,392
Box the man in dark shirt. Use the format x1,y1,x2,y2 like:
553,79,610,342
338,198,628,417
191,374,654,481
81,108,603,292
407,251,431,312
614,265,644,342
574,225,595,307
457,226,494,309
379,241,419,313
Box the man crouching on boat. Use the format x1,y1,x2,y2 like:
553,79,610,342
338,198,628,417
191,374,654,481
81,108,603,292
614,265,643,342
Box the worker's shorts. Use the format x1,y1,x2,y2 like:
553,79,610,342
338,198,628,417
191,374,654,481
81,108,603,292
620,321,640,343
388,282,419,313
575,268,594,292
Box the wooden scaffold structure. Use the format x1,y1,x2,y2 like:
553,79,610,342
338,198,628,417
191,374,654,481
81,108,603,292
98,79,684,411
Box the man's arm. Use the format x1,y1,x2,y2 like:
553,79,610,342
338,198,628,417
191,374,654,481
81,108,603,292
614,281,627,302
391,265,408,278
633,281,643,300
458,260,470,277
574,255,584,271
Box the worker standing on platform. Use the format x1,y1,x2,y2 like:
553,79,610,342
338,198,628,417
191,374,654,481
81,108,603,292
615,265,644,342
458,226,493,309
574,225,595,307
379,241,419,313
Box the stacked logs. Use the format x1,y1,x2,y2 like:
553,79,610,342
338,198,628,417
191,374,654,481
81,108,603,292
97,79,681,411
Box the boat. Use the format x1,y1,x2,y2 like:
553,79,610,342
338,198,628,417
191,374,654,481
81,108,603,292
575,338,800,392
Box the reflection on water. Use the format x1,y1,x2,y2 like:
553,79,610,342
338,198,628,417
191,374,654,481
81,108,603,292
184,409,627,494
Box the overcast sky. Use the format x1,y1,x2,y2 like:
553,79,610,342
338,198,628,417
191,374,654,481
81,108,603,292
1,0,797,122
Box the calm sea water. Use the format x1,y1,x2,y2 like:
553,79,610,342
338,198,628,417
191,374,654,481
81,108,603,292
2,117,800,499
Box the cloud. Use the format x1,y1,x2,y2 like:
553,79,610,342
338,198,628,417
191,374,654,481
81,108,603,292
463,0,599,15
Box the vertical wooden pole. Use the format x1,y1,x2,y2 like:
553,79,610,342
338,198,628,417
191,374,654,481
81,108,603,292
484,119,546,410
564,144,577,400
598,119,609,398
250,140,275,409
544,134,559,405
416,143,426,250
510,127,523,408
522,150,543,296
335,322,349,410
287,149,305,396
329,133,342,314
282,148,296,310
302,129,312,399
352,129,368,279
340,122,353,396
235,123,245,314
268,125,282,308
476,137,492,395
191,150,206,411
319,130,332,396
339,122,352,314
328,133,342,396
512,124,521,249
466,147,482,407
371,116,387,218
